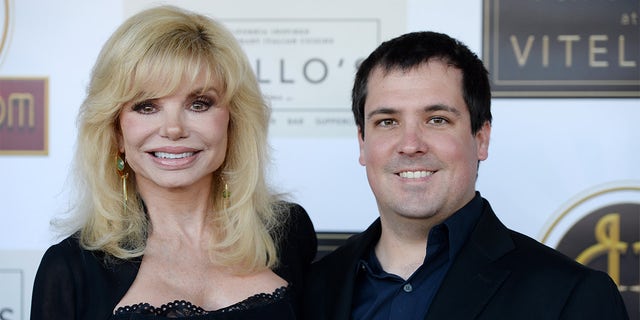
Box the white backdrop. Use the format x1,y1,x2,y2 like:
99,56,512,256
0,1,638,319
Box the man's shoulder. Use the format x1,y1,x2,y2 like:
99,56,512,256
478,199,591,274
509,229,571,260
501,227,598,277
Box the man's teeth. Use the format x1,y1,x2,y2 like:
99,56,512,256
399,171,433,179
154,152,194,159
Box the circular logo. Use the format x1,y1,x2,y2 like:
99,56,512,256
0,0,10,62
542,181,640,319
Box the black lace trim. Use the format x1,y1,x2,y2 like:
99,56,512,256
113,285,289,317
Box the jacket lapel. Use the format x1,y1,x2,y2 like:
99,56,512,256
425,200,514,319
327,219,382,320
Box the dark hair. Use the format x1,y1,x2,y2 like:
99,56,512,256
352,31,492,138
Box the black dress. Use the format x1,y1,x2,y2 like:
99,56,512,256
111,285,293,319
30,203,317,320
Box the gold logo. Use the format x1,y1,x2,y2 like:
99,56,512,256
542,182,640,319
0,0,10,62
0,78,49,155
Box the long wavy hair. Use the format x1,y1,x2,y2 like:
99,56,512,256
58,5,287,273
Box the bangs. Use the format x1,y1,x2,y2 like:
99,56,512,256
126,40,227,103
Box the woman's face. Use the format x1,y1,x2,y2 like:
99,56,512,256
117,71,229,193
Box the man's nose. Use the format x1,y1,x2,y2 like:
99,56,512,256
398,123,427,155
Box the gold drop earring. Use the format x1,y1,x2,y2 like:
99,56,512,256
116,154,129,213
222,179,230,210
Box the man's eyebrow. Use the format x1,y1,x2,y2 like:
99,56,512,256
366,107,397,120
365,104,462,120
424,104,462,116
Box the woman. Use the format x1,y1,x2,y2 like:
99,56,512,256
30,5,317,319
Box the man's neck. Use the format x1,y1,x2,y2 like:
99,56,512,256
374,217,432,280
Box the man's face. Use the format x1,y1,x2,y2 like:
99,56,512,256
358,60,490,225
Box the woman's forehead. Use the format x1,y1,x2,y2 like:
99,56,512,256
131,63,222,99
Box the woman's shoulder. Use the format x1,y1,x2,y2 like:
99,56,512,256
39,235,85,268
36,234,140,291
39,235,134,275
38,236,104,279
33,235,92,300
274,201,317,261
271,201,317,301
277,202,315,240
33,238,140,318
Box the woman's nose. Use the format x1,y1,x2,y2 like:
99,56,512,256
160,110,187,140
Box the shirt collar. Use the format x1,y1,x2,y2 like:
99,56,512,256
358,192,484,273
440,191,484,261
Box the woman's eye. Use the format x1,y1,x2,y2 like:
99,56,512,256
190,97,214,112
132,102,157,114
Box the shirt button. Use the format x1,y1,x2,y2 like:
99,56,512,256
403,283,413,293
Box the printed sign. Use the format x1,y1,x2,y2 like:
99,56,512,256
0,269,22,320
542,181,640,319
0,0,10,65
483,0,640,97
225,19,379,137
0,78,48,155
0,250,45,320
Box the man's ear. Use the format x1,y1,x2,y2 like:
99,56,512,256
475,121,491,161
358,126,366,166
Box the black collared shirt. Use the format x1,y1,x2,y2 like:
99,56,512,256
351,193,483,320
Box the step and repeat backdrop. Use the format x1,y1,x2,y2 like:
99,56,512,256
0,0,638,318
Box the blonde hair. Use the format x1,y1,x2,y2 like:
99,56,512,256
62,5,286,273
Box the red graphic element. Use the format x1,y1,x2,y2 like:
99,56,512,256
0,78,48,154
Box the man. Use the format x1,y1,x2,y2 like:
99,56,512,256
303,31,628,319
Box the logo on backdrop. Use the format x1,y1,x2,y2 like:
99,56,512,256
0,78,48,155
542,181,640,319
483,0,639,97
0,0,11,65
0,269,21,320
225,19,378,137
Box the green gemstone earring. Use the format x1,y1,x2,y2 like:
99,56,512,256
222,182,230,199
222,178,230,210
115,154,128,212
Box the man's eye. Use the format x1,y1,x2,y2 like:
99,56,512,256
429,117,448,125
132,102,156,114
378,119,397,127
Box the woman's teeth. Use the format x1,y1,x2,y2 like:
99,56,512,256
153,152,194,159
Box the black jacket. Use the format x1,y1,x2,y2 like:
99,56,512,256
303,198,629,319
